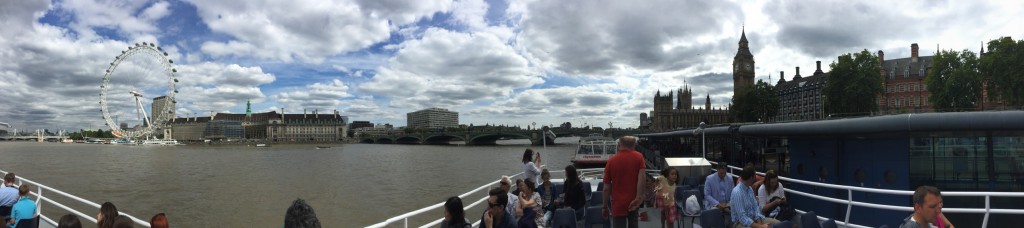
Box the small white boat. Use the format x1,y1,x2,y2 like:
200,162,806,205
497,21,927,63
571,134,618,168
141,139,182,145
255,144,270,147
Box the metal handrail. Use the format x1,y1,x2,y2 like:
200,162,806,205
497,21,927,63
718,163,1024,228
372,167,610,228
0,169,151,227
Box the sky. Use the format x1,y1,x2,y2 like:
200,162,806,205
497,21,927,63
0,0,1021,132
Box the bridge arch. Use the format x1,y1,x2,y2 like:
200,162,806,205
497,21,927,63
469,133,530,145
360,138,375,144
395,136,422,144
423,135,466,145
376,138,394,144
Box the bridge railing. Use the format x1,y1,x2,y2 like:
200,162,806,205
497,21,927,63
719,163,1024,228
0,169,151,227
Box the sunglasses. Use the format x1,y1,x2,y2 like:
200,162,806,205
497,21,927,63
489,202,501,208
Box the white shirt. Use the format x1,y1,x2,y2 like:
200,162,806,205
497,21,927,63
757,183,786,209
523,162,541,184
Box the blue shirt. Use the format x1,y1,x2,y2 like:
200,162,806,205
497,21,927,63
0,186,18,207
729,183,764,227
703,173,734,209
9,197,35,228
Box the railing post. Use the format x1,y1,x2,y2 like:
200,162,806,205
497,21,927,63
845,189,852,224
36,186,43,216
404,217,408,228
982,195,990,228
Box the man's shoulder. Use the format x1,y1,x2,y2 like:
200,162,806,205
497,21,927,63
898,214,920,228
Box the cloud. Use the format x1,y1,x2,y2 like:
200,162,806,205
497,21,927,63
191,0,453,63
360,28,541,108
273,79,353,111
517,0,743,76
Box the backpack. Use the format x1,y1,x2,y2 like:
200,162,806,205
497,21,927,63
684,195,701,216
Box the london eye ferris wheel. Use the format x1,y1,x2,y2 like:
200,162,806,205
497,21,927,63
99,42,178,139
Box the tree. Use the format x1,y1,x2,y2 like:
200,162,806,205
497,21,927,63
732,80,779,122
926,50,983,111
980,37,1024,107
823,49,884,116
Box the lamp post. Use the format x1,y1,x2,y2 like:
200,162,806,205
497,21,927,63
693,121,707,159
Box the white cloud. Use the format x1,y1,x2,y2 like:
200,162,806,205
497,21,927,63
190,0,453,63
360,28,542,108
273,79,353,112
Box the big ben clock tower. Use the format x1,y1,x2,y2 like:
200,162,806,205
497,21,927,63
732,27,755,98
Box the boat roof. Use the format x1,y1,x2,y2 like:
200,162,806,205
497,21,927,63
638,110,1024,138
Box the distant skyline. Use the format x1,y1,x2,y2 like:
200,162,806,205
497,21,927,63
0,0,1021,131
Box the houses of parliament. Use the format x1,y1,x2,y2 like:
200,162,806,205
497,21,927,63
641,28,754,130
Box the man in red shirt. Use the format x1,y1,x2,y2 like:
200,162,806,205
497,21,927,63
601,136,646,228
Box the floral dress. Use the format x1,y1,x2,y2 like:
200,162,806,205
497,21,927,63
655,176,677,223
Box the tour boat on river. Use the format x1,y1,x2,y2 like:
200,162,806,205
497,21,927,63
570,134,618,168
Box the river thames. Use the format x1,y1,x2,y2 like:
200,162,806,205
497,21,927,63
0,138,581,227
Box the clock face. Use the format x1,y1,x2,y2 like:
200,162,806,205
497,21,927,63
745,63,752,71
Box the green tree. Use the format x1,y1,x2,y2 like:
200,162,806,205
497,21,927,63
732,80,779,122
823,49,884,115
926,50,982,111
979,37,1024,107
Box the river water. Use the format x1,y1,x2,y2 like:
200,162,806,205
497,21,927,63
0,138,580,227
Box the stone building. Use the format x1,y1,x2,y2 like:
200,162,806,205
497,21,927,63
775,63,828,121
407,107,459,129
649,87,730,130
878,43,934,114
169,108,348,142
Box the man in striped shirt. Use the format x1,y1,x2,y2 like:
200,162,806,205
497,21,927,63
729,166,781,228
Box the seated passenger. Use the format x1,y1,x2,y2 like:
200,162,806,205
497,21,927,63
481,188,516,228
757,170,794,221
705,161,734,212
149,213,169,228
0,173,18,218
284,198,321,228
498,177,519,218
441,196,471,228
730,167,780,228
515,179,543,227
97,202,119,228
7,184,35,228
561,165,587,220
111,215,134,228
535,169,558,226
57,214,82,228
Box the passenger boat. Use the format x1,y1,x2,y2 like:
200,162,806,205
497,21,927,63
570,134,618,168
315,146,331,149
140,139,182,145
255,143,270,147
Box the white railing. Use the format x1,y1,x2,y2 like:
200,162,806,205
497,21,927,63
719,164,1024,228
369,167,612,228
0,169,151,227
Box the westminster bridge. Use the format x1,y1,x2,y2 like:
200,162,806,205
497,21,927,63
358,128,648,145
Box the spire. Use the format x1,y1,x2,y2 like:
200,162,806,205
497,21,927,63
705,93,711,111
245,99,252,117
740,25,748,44
980,41,986,55
735,26,752,58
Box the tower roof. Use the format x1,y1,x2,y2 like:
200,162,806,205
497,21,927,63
736,26,753,58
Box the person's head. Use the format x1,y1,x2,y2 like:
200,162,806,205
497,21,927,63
444,196,465,222
739,166,755,187
912,185,942,224
3,173,14,185
149,213,168,228
487,188,508,218
499,176,512,191
661,167,679,184
284,198,321,228
98,202,119,228
111,215,134,228
541,169,551,183
18,184,29,197
715,161,728,178
618,136,637,150
565,165,580,185
522,179,536,195
522,148,535,163
765,169,779,191
57,214,82,228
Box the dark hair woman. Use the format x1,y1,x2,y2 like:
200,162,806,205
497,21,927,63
97,202,119,228
562,165,586,220
522,149,542,186
57,214,82,228
442,196,470,228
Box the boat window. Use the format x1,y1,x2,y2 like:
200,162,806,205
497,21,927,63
578,145,591,155
605,145,617,155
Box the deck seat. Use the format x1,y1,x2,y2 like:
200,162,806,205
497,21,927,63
14,216,37,228
677,189,702,227
588,191,603,207
699,208,726,228
821,218,838,228
583,181,593,200
552,208,578,228
801,211,822,228
772,220,793,228
583,206,610,228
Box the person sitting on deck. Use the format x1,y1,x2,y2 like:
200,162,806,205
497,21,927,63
900,185,954,228
57,213,81,228
441,196,471,228
705,161,734,212
284,198,321,228
561,165,587,221
536,169,559,226
7,184,35,228
97,202,119,228
0,173,19,218
515,179,543,227
149,213,169,228
730,166,781,228
499,177,520,218
481,188,516,228
757,170,794,221
111,215,134,228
